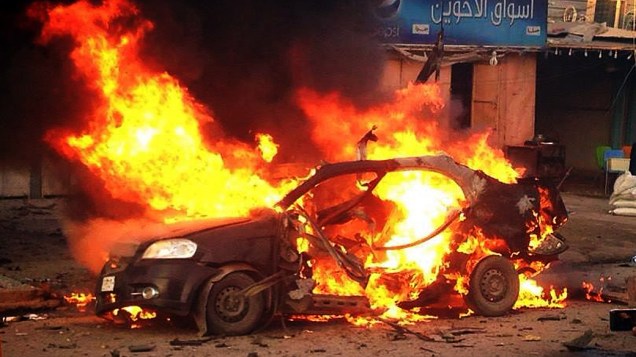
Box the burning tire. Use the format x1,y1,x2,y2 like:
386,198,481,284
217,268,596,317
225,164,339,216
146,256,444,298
464,255,519,317
206,272,264,335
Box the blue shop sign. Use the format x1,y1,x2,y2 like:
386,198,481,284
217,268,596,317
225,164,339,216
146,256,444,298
375,0,546,47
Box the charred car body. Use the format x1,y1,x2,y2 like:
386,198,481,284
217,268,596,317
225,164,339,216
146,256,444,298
95,154,568,335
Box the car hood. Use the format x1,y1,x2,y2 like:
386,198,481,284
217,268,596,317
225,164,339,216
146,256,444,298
107,216,257,259
155,216,254,240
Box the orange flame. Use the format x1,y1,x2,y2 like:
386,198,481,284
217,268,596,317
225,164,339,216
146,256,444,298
112,306,157,328
256,133,279,163
63,292,95,312
515,275,567,309
31,0,568,324
117,306,157,320
582,281,604,302
29,0,299,274
296,84,565,318
31,0,288,221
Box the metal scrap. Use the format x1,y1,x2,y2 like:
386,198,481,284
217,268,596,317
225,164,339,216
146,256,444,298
562,329,594,351
128,344,156,352
380,318,435,342
169,337,213,346
537,313,564,321
446,327,487,336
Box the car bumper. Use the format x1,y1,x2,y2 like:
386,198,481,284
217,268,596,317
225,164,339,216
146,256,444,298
95,258,220,317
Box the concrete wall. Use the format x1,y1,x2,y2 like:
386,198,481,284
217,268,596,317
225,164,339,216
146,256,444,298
0,159,71,198
0,165,29,197
42,159,71,197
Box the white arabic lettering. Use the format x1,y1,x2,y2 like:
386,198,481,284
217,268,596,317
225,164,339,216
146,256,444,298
430,0,534,26
473,0,487,18
491,0,534,26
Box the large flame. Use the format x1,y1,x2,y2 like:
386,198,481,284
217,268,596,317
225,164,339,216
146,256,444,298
31,0,287,221
297,84,564,318
30,0,566,324
29,0,297,273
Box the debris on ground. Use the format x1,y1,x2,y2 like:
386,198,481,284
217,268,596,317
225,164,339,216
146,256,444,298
609,309,636,331
379,319,435,342
626,276,636,305
251,336,269,347
537,313,564,321
128,344,156,352
0,275,61,316
169,337,213,346
562,329,594,351
522,334,542,341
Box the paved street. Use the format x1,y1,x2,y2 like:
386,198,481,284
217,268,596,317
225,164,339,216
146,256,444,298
0,190,635,356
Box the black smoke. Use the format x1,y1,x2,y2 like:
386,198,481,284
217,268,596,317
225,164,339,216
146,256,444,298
135,0,386,162
1,0,386,166
0,0,386,219
0,0,97,168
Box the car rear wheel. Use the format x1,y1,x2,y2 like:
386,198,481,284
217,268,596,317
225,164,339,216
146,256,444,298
206,272,264,335
464,255,519,317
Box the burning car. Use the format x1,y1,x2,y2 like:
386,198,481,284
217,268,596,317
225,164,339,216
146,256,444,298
94,153,568,335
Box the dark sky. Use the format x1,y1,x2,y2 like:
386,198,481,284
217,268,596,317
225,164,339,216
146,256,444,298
0,0,386,167
0,0,91,167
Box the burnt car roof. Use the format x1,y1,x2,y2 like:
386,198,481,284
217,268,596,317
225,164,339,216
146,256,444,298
277,155,484,209
276,154,568,254
149,154,566,253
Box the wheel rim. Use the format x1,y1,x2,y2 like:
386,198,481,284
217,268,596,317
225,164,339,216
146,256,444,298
215,286,248,323
479,268,508,302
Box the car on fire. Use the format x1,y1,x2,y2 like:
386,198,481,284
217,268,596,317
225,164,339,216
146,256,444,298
95,154,569,335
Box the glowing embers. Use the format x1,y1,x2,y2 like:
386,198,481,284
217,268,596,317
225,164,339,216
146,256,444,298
582,280,607,303
111,306,158,329
64,292,96,312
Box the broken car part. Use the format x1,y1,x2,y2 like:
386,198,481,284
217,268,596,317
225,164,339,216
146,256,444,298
94,154,569,335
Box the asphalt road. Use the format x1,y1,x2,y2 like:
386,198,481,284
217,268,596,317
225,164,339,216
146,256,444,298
0,193,635,356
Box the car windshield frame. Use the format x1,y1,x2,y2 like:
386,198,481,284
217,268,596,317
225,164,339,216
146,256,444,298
276,155,483,211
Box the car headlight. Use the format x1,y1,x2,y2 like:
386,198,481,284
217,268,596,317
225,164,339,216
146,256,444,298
142,239,197,259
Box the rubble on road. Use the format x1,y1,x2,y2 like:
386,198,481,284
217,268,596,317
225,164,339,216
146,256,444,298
627,276,636,306
562,329,594,351
0,275,61,316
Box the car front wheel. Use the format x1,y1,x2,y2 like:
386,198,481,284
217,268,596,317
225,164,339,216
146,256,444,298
464,255,519,317
206,272,264,335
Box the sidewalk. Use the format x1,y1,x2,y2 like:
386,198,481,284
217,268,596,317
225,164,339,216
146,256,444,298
559,192,636,264
535,192,636,297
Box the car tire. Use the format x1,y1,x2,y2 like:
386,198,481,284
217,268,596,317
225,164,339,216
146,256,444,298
464,255,519,317
206,272,264,335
